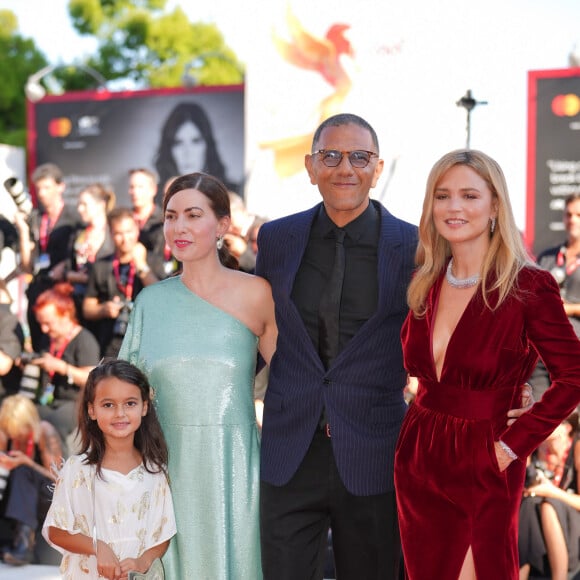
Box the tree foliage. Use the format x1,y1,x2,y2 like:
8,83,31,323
0,3,243,148
0,10,48,147
68,0,244,88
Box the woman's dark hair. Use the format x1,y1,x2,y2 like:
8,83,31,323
154,103,231,189
78,358,169,478
163,172,239,270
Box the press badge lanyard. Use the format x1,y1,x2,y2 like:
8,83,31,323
112,259,135,300
48,336,72,381
39,203,64,253
556,246,580,276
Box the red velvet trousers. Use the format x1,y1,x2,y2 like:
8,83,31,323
395,381,526,579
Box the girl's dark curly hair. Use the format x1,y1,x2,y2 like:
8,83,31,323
78,358,169,479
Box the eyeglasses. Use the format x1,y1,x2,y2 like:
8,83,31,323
315,149,378,168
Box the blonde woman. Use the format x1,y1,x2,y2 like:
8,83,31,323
0,394,63,565
394,149,580,579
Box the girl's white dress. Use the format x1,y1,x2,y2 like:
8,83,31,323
42,454,176,579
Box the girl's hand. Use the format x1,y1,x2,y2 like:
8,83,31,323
119,556,146,575
96,540,122,579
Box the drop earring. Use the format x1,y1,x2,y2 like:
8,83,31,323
490,217,496,234
216,236,224,250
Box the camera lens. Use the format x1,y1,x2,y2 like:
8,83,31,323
3,177,33,216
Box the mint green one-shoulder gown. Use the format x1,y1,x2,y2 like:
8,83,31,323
119,276,262,580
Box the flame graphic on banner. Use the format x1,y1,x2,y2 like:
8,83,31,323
261,8,355,177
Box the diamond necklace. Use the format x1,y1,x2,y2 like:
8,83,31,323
445,258,480,289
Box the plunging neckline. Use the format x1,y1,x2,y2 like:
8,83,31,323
430,274,478,382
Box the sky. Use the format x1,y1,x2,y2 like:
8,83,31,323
3,0,580,230
2,0,247,63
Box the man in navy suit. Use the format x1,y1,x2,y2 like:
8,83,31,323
256,113,418,579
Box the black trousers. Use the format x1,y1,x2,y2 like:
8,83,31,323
260,430,401,580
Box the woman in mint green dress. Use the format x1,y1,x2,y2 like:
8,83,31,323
119,172,277,579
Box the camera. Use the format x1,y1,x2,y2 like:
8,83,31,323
113,300,134,337
3,177,34,216
524,460,555,488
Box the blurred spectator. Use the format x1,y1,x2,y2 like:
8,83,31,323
225,192,267,273
153,102,240,201
65,183,116,322
0,394,62,566
128,168,173,279
83,208,157,358
529,194,580,402
16,164,82,352
519,414,580,579
29,283,100,456
0,280,24,401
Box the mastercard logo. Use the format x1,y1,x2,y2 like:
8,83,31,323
551,94,580,117
48,117,72,137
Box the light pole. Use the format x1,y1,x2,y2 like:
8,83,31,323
456,89,488,149
25,64,108,102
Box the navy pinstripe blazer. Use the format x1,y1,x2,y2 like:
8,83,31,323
256,200,418,495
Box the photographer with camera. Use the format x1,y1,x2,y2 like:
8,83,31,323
519,414,580,579
28,283,99,457
83,208,157,358
10,164,83,353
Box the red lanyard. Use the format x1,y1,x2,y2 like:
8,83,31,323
113,259,136,299
48,334,73,380
556,246,580,276
25,433,34,458
39,203,64,252
9,433,35,459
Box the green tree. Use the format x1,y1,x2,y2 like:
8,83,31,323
0,10,48,147
68,0,244,88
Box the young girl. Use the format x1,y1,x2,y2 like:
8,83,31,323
43,359,176,579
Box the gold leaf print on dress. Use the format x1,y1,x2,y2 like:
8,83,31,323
133,491,151,521
79,554,90,574
73,514,90,536
136,527,146,556
110,498,127,525
151,516,167,543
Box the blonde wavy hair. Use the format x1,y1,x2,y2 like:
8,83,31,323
0,395,42,442
407,149,534,317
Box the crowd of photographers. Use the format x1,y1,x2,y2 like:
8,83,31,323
0,162,265,566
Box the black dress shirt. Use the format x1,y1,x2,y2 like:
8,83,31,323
292,201,380,361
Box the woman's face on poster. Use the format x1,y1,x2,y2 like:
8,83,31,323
171,120,208,175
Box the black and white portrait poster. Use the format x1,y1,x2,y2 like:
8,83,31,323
27,84,244,205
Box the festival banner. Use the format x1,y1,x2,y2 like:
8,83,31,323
26,85,244,206
527,68,580,255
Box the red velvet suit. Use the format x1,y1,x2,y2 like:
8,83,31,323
394,266,580,579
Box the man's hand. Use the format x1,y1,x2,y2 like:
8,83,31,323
507,383,534,426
